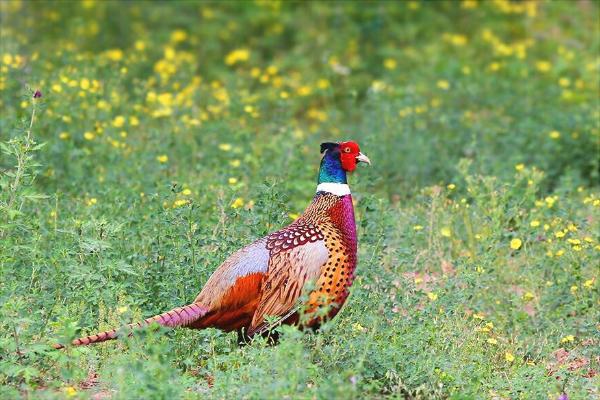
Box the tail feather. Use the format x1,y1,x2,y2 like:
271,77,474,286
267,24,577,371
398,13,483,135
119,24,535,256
53,303,208,349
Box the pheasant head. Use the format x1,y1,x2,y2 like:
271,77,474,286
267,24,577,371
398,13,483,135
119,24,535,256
318,141,371,185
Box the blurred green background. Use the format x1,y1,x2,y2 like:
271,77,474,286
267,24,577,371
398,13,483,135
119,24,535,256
2,0,598,202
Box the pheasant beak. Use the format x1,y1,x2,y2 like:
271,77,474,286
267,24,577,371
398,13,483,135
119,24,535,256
356,152,371,166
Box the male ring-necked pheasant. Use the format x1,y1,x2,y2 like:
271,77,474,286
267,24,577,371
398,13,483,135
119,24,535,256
54,141,370,348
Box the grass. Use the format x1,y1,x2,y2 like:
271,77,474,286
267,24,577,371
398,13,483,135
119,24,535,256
1,1,599,398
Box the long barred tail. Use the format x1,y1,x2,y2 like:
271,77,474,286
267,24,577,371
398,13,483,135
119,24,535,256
53,303,208,349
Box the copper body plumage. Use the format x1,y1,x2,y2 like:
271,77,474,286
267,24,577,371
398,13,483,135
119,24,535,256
54,141,369,348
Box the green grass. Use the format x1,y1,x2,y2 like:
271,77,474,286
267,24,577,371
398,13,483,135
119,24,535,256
1,1,599,398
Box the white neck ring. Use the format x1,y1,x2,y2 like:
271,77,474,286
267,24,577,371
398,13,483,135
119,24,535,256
316,182,351,196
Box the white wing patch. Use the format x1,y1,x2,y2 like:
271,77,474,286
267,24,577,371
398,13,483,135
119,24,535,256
219,238,270,285
194,238,269,307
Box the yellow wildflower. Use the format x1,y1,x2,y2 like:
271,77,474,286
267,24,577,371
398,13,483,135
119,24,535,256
231,197,244,209
64,386,77,397
488,62,501,72
560,335,575,343
447,183,456,190
436,80,450,90
97,100,110,110
317,79,330,89
297,85,312,96
86,198,97,206
570,284,579,294
462,0,478,9
112,115,125,128
218,143,232,151
413,225,423,231
536,60,551,72
505,352,515,362
224,48,250,66
558,77,570,87
84,131,95,140
52,84,62,93
487,338,498,345
182,188,192,196
130,116,140,126
530,220,540,227
523,292,534,301
510,238,522,250
266,65,278,75
440,227,452,237
105,49,123,61
549,130,561,139
3,54,13,65
59,132,70,140
80,78,90,90
228,177,238,185
170,29,188,43
515,163,525,171
427,292,438,301
173,199,189,208
156,155,168,163
383,58,397,70
583,279,594,289
250,67,261,78
450,34,467,46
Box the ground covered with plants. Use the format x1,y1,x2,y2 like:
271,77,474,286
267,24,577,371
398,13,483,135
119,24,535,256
1,1,598,399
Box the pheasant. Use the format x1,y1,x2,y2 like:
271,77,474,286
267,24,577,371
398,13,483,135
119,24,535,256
54,141,370,348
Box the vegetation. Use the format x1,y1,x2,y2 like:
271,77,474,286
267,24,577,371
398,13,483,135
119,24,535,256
1,1,598,398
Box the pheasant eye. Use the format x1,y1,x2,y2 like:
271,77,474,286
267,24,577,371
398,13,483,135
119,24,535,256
343,147,351,153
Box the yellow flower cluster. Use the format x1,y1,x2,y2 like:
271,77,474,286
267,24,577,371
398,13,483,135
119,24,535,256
482,29,532,60
491,0,537,17
442,33,468,47
225,48,250,66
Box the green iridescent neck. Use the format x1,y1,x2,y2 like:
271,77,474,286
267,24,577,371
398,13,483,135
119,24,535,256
318,151,347,184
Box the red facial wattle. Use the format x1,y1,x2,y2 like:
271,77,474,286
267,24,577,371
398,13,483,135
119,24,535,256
339,141,361,172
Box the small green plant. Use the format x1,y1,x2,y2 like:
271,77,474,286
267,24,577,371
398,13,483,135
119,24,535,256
0,89,47,238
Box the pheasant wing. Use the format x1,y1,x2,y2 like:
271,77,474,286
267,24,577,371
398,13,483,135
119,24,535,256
248,221,329,335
